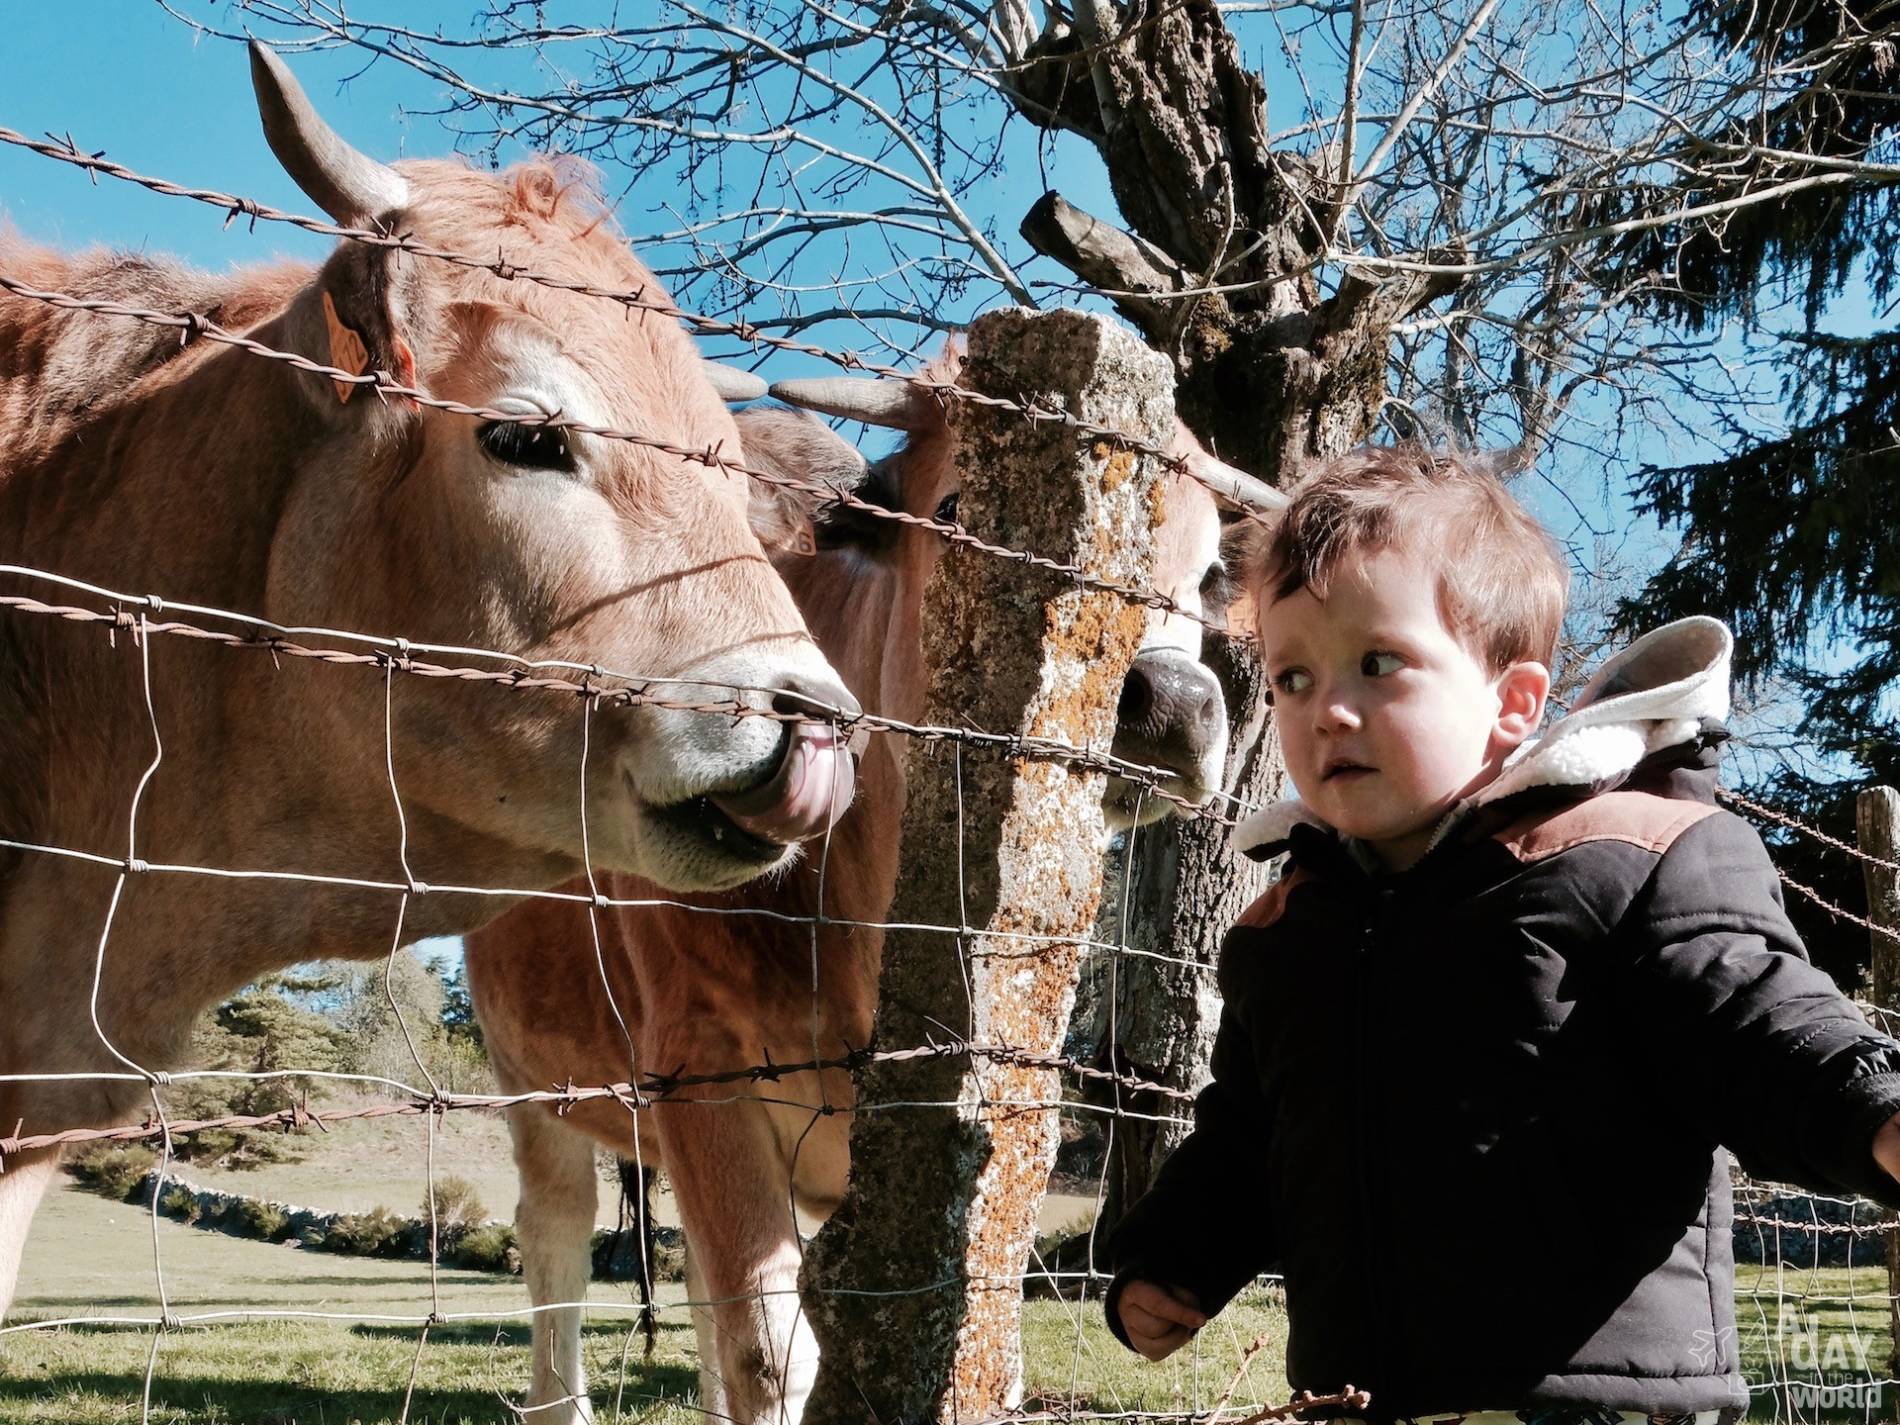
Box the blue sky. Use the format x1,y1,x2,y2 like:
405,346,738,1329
0,7,1847,785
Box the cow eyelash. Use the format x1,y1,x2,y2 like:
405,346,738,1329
477,420,578,474
815,466,901,552
1200,561,1235,608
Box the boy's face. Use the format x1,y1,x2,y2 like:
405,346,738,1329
1256,545,1547,870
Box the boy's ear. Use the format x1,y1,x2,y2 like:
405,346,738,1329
281,240,422,417
1494,660,1551,747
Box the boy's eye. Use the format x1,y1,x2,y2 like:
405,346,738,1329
1361,651,1405,677
1273,668,1313,696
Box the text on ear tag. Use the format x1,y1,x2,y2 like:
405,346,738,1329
321,291,370,404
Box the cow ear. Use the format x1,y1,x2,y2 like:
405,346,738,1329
748,479,819,565
281,239,422,418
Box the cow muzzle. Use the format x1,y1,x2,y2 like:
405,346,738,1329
1106,648,1228,829
644,667,860,875
707,713,856,846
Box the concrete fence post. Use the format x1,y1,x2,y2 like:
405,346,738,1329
799,308,1175,1425
1857,785,1900,1377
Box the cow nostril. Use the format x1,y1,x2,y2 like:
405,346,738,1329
1196,685,1221,730
769,672,858,722
1118,665,1155,725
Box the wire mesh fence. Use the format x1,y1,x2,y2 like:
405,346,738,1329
1,36,1897,1425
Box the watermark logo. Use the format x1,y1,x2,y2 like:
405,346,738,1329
1689,1326,1734,1368
1753,1304,1887,1415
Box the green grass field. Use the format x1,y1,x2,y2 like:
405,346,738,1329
5,1176,1282,1425
6,1175,1893,1423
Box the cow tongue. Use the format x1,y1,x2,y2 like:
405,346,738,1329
709,725,855,843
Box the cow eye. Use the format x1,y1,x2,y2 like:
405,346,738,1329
478,420,577,474
1200,560,1234,606
815,465,900,552
935,492,961,524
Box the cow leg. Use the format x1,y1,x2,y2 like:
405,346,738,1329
661,1100,815,1425
0,1146,62,1316
684,1237,732,1421
510,1105,599,1425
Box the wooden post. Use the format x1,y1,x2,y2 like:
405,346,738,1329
799,308,1174,1425
1856,786,1900,1377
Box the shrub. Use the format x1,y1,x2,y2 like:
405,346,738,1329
422,1175,487,1241
68,1144,158,1201
324,1205,406,1257
158,1185,202,1224
240,1200,291,1241
452,1222,519,1274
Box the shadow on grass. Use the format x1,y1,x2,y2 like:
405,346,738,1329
0,1357,700,1423
12,1296,391,1315
351,1319,693,1349
0,1370,512,1424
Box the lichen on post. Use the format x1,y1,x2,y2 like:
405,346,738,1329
799,308,1175,1425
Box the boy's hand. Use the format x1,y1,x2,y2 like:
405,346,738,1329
1874,1111,1900,1183
1117,1279,1207,1362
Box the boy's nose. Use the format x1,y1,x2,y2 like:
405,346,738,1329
1318,698,1360,733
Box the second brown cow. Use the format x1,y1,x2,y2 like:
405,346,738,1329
466,349,1271,1424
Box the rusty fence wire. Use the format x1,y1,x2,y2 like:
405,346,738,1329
0,125,1896,1425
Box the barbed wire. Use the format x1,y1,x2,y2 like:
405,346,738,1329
9,121,1900,1425
1720,787,1900,875
0,1032,1196,1160
0,267,1242,647
1776,870,1900,948
0,123,1279,532
0,568,1239,823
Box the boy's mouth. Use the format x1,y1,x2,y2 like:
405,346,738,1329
1323,760,1374,781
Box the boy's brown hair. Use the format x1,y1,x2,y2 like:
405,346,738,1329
1248,446,1568,671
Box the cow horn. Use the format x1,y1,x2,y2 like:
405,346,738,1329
249,41,411,224
1183,451,1290,512
705,366,768,402
768,377,917,430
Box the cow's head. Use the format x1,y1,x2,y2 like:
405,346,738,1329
247,44,854,892
761,342,1281,830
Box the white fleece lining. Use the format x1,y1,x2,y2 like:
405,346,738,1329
1233,616,1735,858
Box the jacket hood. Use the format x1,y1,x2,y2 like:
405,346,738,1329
1232,615,1734,859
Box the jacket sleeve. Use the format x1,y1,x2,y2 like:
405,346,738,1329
1624,809,1900,1205
1103,938,1280,1348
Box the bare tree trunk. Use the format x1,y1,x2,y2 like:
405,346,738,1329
1857,786,1900,1378
800,308,1176,1425
1009,1,1413,1252
1093,639,1281,1240
1008,0,1454,480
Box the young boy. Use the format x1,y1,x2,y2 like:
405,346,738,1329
1104,447,1900,1425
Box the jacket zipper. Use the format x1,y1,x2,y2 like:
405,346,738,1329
1355,902,1388,1400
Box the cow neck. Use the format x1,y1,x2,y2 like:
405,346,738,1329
0,246,309,610
0,249,307,798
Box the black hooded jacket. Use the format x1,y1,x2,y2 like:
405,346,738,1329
1105,620,1900,1421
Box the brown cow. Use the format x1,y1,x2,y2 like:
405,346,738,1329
466,358,1277,1424
0,45,856,1317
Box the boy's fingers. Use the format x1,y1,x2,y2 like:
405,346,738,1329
1121,1300,1174,1339
1144,1292,1207,1329
1143,1325,1195,1362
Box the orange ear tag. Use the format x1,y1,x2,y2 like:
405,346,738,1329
321,291,370,404
392,337,420,412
